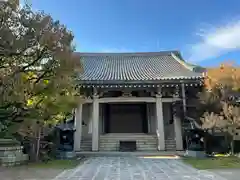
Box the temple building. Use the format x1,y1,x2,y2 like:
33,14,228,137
73,51,204,152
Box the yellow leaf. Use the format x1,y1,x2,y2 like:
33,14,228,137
43,79,49,85
27,99,33,106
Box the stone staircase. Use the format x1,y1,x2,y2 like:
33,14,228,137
164,124,176,151
80,137,92,151
80,134,177,151
165,138,176,151
99,133,158,151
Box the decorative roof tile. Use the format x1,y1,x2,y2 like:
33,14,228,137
76,51,203,84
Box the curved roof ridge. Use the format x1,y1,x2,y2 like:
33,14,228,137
170,53,205,73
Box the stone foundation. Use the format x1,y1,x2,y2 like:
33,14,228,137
184,150,206,158
0,139,28,166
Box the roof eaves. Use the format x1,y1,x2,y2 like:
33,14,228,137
171,52,206,74
171,52,195,71
76,50,180,57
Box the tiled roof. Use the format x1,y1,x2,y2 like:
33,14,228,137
77,51,203,84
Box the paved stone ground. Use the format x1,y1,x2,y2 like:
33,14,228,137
210,169,240,180
53,156,227,180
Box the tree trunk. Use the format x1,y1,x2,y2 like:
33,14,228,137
231,139,235,155
203,135,207,153
224,133,229,153
35,128,41,161
29,139,36,161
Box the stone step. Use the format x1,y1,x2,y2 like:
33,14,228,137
81,142,92,145
81,139,92,151
81,144,92,147
100,138,157,141
99,147,157,151
100,144,157,147
165,143,176,146
165,146,176,149
81,141,91,143
165,142,176,144
165,144,176,146
138,146,157,148
165,139,175,141
99,137,157,151
100,137,157,140
100,143,157,147
81,141,92,145
80,148,91,150
165,148,176,151
100,140,157,143
165,138,176,151
100,135,157,139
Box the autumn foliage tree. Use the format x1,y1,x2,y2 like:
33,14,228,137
205,62,240,92
0,1,82,160
199,62,240,154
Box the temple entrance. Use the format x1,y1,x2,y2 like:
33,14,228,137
103,103,148,133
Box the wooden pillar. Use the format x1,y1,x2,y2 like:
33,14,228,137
92,95,99,151
74,103,83,151
146,103,151,133
172,84,184,150
174,113,183,150
156,94,165,151
181,83,187,116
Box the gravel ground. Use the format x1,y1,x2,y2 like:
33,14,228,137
0,166,62,180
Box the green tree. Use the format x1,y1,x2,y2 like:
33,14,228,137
0,1,82,160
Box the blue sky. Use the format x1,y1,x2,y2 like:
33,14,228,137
25,0,240,66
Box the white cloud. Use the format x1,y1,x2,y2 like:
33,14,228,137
189,19,240,62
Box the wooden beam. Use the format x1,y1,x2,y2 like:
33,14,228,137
93,97,182,103
162,98,181,102
98,97,156,103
